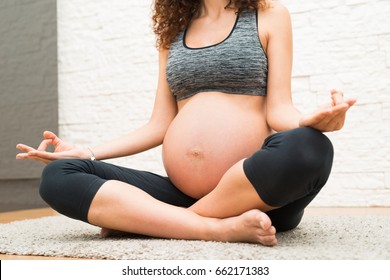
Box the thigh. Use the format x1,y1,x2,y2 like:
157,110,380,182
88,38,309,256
40,159,196,222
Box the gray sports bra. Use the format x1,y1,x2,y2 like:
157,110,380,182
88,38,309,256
166,10,268,101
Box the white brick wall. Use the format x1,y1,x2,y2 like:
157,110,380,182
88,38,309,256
58,0,161,172
57,0,390,206
286,0,390,206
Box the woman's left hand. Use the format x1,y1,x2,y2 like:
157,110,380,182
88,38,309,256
298,90,357,132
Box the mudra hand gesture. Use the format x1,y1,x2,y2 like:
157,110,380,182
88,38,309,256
299,89,357,132
16,131,87,165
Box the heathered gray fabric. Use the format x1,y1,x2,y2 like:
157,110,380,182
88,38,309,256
166,10,268,101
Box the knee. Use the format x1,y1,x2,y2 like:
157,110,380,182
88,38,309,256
39,160,67,203
288,127,334,172
39,159,99,222
40,159,89,204
290,127,334,194
274,127,334,195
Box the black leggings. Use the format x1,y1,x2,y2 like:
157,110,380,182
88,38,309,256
40,127,333,232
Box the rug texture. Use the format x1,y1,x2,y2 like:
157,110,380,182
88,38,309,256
0,215,389,260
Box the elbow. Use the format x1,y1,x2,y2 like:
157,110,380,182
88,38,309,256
266,112,281,132
266,110,299,132
147,118,172,144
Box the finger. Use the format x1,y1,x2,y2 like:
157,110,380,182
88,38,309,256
345,97,357,107
16,152,51,164
326,100,356,131
306,107,333,125
326,106,347,129
28,150,58,161
43,131,62,146
16,152,29,159
25,155,51,164
331,89,344,106
304,103,348,131
316,104,350,131
302,100,349,126
16,143,36,153
325,110,347,131
330,102,349,114
37,139,53,151
301,97,354,131
43,130,57,139
299,109,327,127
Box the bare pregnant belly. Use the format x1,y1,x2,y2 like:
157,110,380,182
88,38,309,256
162,92,270,199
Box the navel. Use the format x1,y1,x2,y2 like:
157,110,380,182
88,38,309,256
186,148,205,160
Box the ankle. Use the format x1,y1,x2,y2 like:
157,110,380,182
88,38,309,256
198,218,226,242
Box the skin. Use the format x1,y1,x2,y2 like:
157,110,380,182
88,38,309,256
16,0,356,246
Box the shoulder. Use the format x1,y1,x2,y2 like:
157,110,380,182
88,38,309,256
260,0,290,15
258,1,292,39
259,1,291,24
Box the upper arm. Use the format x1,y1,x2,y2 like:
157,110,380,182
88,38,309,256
148,48,178,133
260,4,296,127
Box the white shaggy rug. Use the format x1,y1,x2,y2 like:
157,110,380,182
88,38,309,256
0,215,389,260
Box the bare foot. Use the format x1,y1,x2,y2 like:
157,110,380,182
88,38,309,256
100,209,277,246
214,209,277,246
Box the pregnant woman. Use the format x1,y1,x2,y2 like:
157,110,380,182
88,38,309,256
16,0,356,246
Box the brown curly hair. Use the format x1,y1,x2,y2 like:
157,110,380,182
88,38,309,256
152,0,269,49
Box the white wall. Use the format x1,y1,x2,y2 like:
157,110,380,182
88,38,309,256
57,0,390,207
57,0,161,172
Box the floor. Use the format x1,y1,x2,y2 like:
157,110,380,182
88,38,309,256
0,208,82,260
1,207,389,260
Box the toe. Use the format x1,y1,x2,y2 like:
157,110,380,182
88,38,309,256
259,235,278,246
257,212,272,230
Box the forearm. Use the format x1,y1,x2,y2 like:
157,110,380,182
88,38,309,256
88,120,166,160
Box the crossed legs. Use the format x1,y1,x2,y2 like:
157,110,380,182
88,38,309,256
40,127,333,246
88,179,277,245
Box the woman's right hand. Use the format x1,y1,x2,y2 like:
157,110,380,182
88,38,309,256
16,131,89,165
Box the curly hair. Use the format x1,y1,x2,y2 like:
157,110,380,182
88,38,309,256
152,0,269,49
